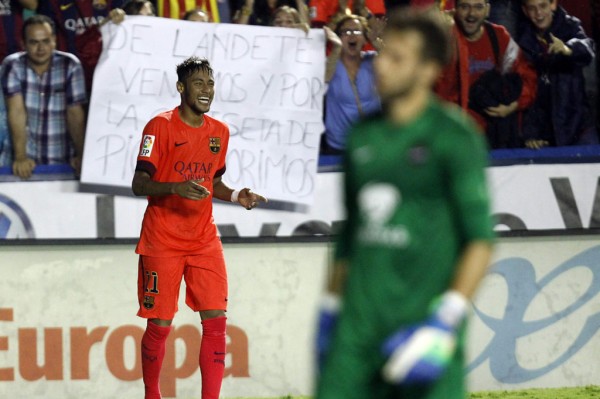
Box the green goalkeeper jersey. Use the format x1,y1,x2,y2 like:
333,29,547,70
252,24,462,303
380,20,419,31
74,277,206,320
334,97,495,342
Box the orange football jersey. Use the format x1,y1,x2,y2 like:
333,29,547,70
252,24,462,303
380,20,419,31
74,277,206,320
135,107,229,257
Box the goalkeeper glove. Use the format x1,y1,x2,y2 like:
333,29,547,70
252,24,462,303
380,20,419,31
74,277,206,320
381,290,469,385
316,293,341,373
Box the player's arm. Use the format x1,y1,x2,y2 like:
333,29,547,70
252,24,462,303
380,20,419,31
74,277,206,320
450,240,492,299
212,176,268,210
131,170,210,200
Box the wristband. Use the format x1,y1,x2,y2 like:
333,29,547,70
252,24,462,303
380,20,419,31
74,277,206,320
231,189,240,203
320,292,342,313
435,290,469,328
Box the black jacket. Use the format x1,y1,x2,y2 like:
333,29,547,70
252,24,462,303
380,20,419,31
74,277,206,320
518,6,597,146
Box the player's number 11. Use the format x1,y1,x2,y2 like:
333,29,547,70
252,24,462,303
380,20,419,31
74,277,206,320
145,271,159,294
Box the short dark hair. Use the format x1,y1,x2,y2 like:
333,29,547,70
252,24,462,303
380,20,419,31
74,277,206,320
176,57,213,83
384,7,453,67
122,0,155,15
22,15,55,40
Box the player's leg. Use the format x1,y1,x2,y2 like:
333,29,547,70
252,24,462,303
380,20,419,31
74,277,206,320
199,309,227,399
141,319,172,399
185,253,228,399
137,256,185,399
316,316,391,399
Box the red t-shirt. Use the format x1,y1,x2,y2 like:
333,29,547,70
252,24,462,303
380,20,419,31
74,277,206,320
465,32,503,87
463,31,508,127
135,107,229,257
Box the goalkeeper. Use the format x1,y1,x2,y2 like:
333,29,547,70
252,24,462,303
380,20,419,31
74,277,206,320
315,6,495,399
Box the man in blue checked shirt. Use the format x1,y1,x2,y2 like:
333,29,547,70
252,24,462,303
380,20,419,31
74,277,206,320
0,14,87,179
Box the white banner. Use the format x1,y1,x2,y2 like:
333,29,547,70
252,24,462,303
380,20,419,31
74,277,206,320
81,17,326,206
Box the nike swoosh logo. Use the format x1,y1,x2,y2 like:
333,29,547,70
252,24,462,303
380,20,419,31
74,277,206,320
60,2,74,10
175,142,188,147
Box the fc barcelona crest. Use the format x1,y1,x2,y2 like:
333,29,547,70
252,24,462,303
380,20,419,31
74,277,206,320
143,295,155,310
209,137,221,154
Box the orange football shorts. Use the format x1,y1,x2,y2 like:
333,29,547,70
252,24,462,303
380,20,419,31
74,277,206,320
137,253,228,320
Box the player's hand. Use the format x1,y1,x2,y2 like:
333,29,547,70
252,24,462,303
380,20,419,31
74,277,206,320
381,291,468,385
236,188,268,210
381,317,456,385
174,179,210,200
316,293,341,374
548,33,572,56
12,157,36,179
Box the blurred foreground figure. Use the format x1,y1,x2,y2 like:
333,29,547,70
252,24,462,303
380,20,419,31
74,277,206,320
315,7,495,399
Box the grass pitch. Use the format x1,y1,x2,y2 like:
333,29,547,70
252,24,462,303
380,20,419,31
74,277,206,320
224,385,600,399
469,385,600,398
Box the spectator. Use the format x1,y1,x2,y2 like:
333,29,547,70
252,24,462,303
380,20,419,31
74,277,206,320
73,1,156,97
183,8,211,21
321,14,381,154
435,0,537,148
0,0,38,167
518,0,597,148
73,1,155,98
271,5,310,31
157,0,231,23
0,15,87,179
36,0,127,55
233,0,306,26
74,8,126,96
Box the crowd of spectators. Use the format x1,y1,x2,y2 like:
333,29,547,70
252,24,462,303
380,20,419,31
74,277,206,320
0,0,598,178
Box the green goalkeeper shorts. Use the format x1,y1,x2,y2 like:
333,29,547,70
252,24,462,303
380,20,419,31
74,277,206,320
315,327,467,399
